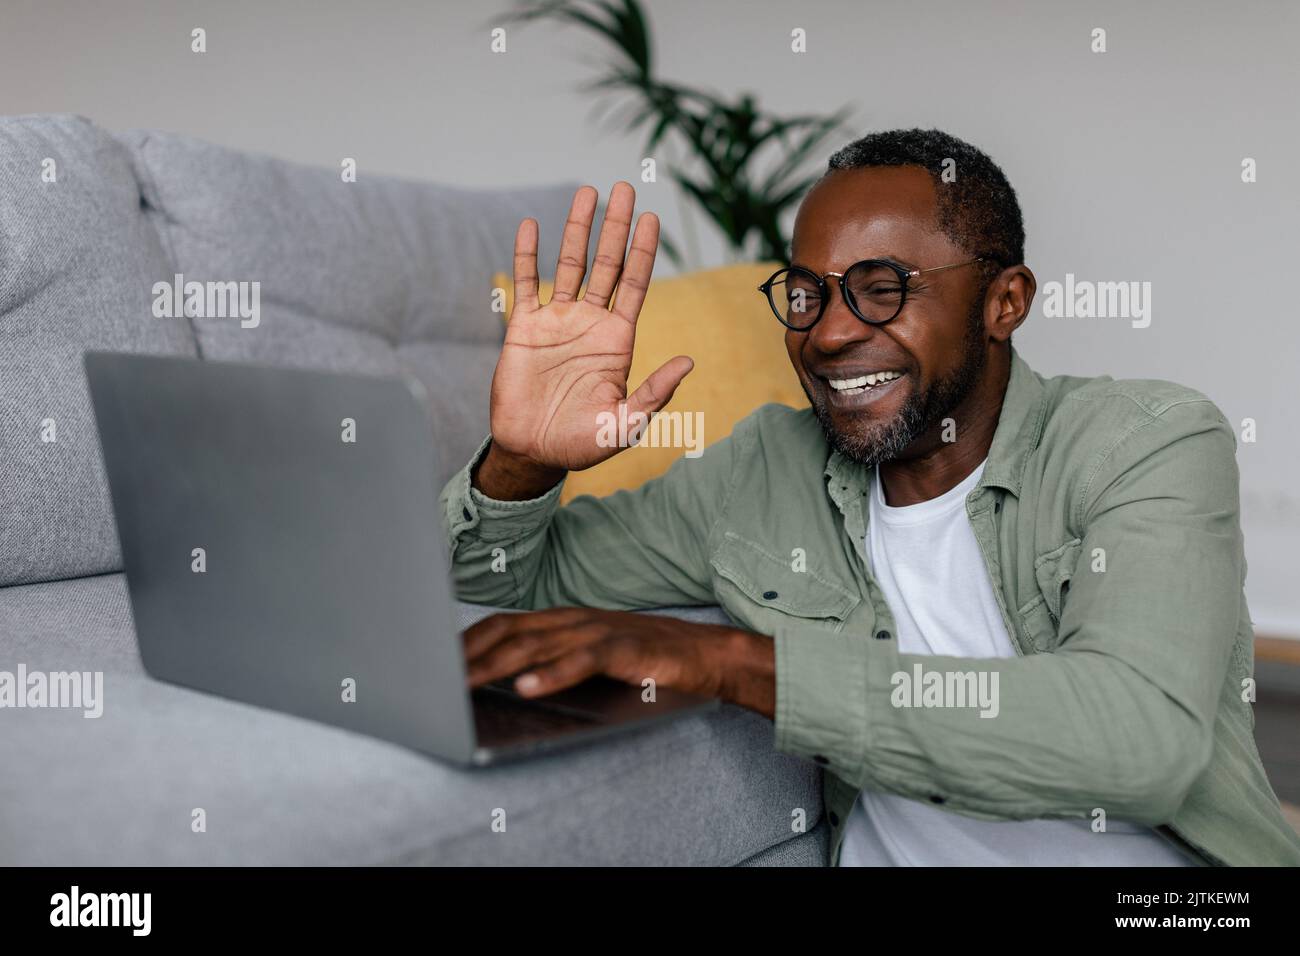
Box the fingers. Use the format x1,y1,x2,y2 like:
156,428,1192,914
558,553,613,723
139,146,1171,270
511,218,540,313
582,181,635,309
466,628,574,689
625,355,694,420
610,211,659,324
463,607,590,662
466,621,606,690
513,648,602,698
552,186,598,303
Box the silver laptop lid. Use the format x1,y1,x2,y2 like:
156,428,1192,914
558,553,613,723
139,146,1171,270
84,350,476,763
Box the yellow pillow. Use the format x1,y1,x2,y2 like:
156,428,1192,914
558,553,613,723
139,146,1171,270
493,262,808,503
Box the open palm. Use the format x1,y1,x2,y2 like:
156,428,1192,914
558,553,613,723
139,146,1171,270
489,182,693,472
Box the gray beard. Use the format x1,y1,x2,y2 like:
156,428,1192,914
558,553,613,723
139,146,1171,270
809,317,987,467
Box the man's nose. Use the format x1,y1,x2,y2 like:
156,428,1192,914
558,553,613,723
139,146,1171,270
807,289,876,353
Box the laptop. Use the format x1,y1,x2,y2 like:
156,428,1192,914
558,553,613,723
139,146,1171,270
83,351,717,765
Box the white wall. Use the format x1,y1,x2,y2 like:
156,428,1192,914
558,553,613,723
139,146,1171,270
4,0,1298,633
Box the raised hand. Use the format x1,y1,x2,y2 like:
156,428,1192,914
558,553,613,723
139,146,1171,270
475,183,692,499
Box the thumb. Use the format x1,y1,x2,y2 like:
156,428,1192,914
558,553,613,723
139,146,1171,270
625,355,694,420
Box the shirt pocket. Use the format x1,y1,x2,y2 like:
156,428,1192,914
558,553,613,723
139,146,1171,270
710,530,861,634
1016,537,1082,652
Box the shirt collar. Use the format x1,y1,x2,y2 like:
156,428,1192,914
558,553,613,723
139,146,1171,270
823,345,1048,500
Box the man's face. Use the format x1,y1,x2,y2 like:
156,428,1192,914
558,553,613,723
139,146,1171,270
786,165,990,466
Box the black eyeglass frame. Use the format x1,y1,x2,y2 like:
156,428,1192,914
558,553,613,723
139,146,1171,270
758,256,993,330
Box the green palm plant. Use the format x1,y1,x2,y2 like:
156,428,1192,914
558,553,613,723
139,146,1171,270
504,0,852,267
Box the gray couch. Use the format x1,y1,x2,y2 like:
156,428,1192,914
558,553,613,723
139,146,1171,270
0,114,826,865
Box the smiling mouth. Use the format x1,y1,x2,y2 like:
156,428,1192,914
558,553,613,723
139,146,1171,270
823,369,905,397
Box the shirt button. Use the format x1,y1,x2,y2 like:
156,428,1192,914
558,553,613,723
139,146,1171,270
762,590,778,600
994,500,1001,514
813,754,830,766
929,794,946,805
874,629,891,640
828,811,840,827
462,506,472,521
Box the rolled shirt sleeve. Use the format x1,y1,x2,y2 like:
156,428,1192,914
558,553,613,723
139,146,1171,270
438,425,745,612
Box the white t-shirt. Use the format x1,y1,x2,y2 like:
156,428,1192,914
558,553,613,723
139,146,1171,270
839,458,1193,866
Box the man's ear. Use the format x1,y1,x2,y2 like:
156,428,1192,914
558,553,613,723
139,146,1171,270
986,265,1036,343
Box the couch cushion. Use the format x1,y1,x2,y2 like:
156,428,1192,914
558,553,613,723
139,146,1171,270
738,821,829,866
0,574,823,865
0,115,198,588
119,130,592,488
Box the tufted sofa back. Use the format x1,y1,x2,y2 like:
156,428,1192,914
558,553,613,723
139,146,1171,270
0,114,585,586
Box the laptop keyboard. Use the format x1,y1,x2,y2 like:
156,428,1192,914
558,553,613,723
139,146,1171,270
471,684,605,749
481,677,611,720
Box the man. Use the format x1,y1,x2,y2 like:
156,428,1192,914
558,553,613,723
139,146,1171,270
439,129,1300,866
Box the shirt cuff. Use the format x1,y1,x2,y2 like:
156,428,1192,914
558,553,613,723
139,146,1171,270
441,435,565,543
773,622,874,778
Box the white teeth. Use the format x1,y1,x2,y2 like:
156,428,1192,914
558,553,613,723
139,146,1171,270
829,375,869,390
828,370,902,391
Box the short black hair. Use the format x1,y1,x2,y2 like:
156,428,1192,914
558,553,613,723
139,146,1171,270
825,128,1025,270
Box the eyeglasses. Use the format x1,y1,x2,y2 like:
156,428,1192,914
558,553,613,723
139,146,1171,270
758,256,991,330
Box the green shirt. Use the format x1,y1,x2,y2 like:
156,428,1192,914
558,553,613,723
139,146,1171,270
440,347,1300,866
